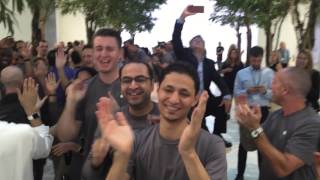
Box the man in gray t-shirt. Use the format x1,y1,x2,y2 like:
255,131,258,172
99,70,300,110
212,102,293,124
237,67,320,180
97,62,227,180
82,61,160,180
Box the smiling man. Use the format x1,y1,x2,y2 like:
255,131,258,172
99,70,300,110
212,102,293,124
97,62,227,180
119,61,159,130
55,28,125,176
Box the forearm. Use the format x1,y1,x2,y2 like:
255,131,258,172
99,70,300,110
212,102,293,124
57,68,70,90
181,150,210,180
255,133,298,177
55,100,80,141
106,152,130,180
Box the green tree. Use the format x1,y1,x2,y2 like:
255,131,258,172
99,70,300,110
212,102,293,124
210,0,256,64
0,0,22,34
1,0,55,45
58,0,166,43
211,0,290,65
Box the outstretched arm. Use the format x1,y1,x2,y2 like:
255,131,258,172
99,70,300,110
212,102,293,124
54,79,86,141
172,5,198,67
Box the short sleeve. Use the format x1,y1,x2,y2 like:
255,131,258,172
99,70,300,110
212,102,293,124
204,137,227,180
285,121,320,165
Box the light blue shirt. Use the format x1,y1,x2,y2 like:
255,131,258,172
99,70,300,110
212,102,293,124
234,66,274,106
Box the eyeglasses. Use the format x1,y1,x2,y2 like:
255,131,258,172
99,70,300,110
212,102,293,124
121,76,150,84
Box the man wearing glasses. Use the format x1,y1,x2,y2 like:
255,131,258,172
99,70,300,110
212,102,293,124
81,61,160,179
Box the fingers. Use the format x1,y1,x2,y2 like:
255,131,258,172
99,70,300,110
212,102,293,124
116,112,129,126
96,97,114,129
190,91,208,128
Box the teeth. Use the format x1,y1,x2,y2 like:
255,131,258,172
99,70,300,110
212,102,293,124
166,105,179,111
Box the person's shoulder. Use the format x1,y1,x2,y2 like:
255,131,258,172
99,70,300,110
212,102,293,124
237,66,250,74
198,130,224,146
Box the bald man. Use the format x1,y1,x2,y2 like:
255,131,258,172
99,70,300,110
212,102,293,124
0,66,26,124
237,67,320,180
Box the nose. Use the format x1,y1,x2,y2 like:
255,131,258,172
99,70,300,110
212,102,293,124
168,91,180,104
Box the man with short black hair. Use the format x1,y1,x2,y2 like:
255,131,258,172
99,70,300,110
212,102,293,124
97,62,227,180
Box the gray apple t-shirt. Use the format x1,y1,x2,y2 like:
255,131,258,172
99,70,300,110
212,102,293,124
127,124,227,180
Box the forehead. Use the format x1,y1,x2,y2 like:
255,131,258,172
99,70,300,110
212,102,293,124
39,42,48,46
82,48,93,53
121,63,149,77
250,56,262,61
160,73,195,93
93,36,119,48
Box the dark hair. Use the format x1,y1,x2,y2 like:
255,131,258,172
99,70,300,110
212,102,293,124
119,60,154,81
47,49,57,67
13,40,24,51
70,50,82,65
73,40,80,47
82,44,93,51
159,62,199,95
32,57,46,68
75,67,97,78
92,28,122,48
249,46,264,57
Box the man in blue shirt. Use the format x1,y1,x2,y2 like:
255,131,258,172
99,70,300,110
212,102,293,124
234,46,274,179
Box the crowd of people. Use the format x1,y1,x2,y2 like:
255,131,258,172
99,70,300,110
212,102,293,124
0,5,320,180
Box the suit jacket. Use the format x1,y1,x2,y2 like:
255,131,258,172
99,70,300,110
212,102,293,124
172,20,230,117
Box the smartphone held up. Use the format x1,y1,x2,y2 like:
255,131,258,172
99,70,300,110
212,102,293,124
187,5,204,13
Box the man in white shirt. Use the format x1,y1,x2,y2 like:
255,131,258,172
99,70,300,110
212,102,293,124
0,77,53,180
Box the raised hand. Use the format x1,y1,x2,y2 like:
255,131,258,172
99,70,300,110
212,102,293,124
19,42,32,60
96,97,134,156
45,72,60,95
66,79,87,103
236,104,261,130
17,78,39,115
178,91,208,155
108,91,120,113
55,48,67,69
180,5,197,20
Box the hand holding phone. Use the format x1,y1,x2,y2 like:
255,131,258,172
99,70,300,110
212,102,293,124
187,5,204,13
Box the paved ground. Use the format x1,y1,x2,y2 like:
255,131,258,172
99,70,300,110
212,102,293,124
43,118,259,180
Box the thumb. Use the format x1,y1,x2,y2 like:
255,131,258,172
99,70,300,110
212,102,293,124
37,96,48,109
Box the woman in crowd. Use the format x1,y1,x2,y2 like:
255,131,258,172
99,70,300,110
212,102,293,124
295,49,320,111
220,44,244,93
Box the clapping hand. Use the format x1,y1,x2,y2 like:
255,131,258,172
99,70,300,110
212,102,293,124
178,91,208,155
96,97,134,156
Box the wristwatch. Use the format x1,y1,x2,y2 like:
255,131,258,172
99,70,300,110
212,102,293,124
250,126,264,139
27,112,40,121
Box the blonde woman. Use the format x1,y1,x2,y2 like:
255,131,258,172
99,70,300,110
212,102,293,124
296,49,320,111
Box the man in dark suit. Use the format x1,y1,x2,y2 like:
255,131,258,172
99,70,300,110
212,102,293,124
172,5,232,147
